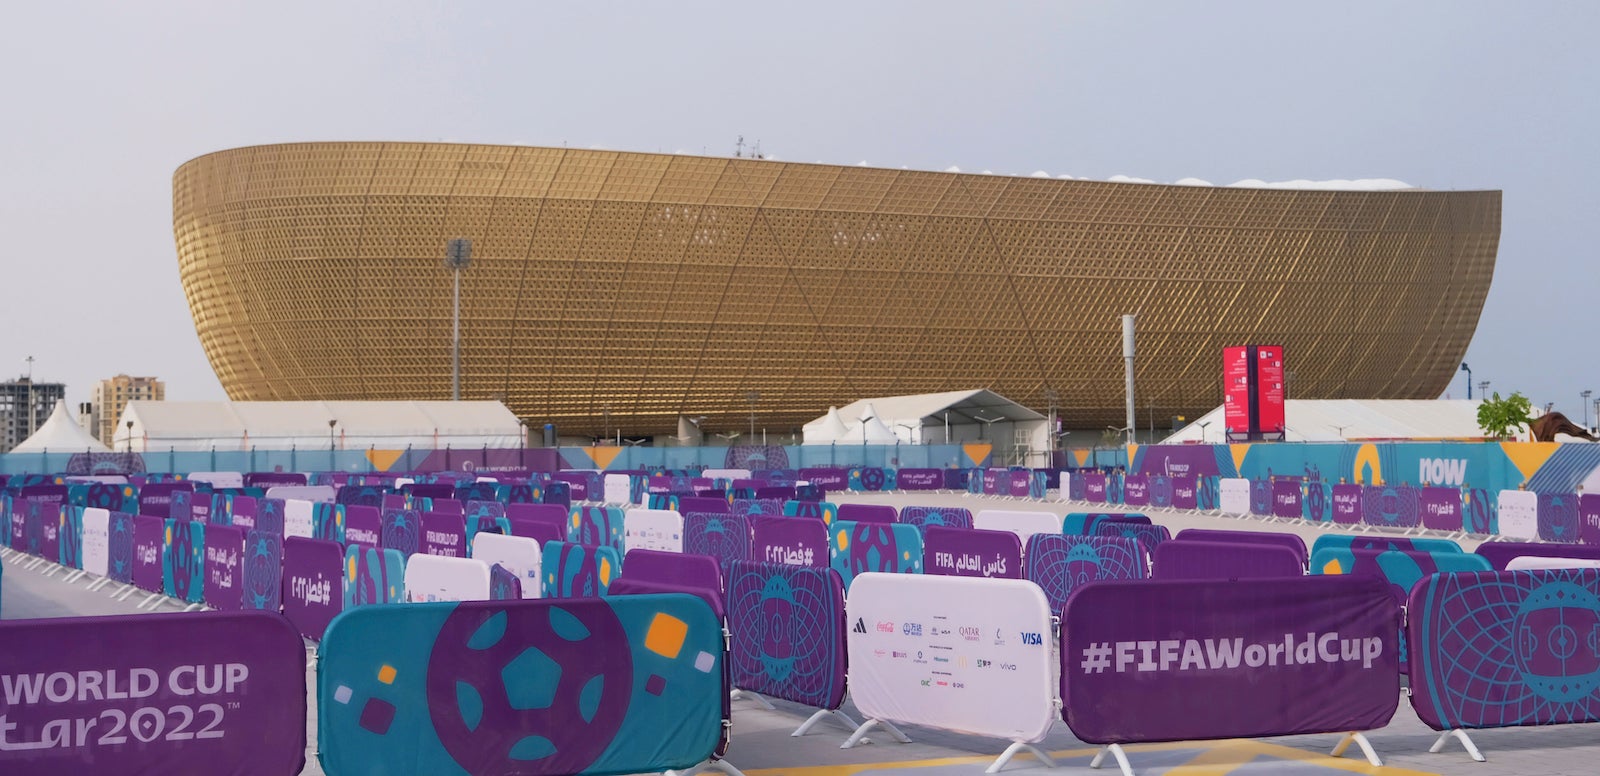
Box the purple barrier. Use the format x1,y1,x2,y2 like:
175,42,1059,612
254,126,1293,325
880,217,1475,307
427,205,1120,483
132,515,165,593
751,515,826,568
942,469,967,491
0,611,306,775
800,468,850,490
1123,474,1150,507
343,505,381,549
726,560,847,712
230,496,258,530
1024,535,1146,615
1271,479,1302,519
506,514,566,547
256,499,286,536
107,511,135,583
243,529,283,612
620,548,723,595
382,493,408,512
421,511,467,557
405,483,454,501
380,509,421,556
1331,483,1363,525
36,502,60,562
1409,568,1600,733
981,469,1005,495
488,563,522,600
1092,521,1171,555
848,467,891,492
1083,472,1108,503
1361,485,1420,529
896,468,943,490
1152,540,1304,580
731,498,784,517
683,513,752,569
676,496,730,515
138,482,194,517
898,505,974,531
1174,528,1308,568
205,524,246,610
1009,470,1031,498
922,526,1022,578
1061,576,1400,744
19,484,67,507
336,484,387,508
246,472,305,488
570,505,625,554
282,537,343,641
1474,541,1600,570
1537,492,1581,543
836,503,896,524
170,489,197,522
1584,493,1600,545
1247,479,1272,516
755,486,796,501
1417,487,1465,532
426,498,464,514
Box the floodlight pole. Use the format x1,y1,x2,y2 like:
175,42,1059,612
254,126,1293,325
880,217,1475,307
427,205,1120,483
1583,390,1593,430
1460,362,1472,399
1122,315,1136,445
744,391,759,440
445,238,473,401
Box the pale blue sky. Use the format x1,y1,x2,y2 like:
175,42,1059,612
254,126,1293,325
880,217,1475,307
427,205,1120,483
2,2,1593,417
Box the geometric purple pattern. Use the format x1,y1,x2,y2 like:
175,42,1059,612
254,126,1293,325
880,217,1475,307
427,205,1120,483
1361,485,1420,529
725,560,847,711
1024,534,1147,615
898,505,974,531
1537,493,1582,544
1090,521,1172,557
682,512,752,569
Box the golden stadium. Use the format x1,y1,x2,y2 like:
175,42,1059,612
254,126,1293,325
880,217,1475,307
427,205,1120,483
173,142,1500,437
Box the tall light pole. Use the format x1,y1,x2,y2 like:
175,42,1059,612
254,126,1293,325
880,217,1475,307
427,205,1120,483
444,238,472,401
1583,390,1593,429
125,420,134,453
1121,315,1136,446
744,391,759,440
24,356,35,439
1460,362,1472,399
1043,387,1059,456
1478,380,1490,398
328,418,338,470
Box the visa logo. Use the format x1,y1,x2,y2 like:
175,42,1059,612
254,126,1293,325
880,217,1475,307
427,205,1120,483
1020,632,1042,646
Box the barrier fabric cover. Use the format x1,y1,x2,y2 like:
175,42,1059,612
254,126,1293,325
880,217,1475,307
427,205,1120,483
204,524,246,611
1152,540,1304,581
622,508,684,553
898,506,974,531
1062,575,1400,744
1174,528,1308,568
683,513,752,569
1024,535,1147,615
316,594,725,776
404,555,491,603
0,611,306,775
1476,541,1600,570
751,516,826,568
470,533,544,599
828,521,924,591
726,560,847,711
973,510,1065,542
282,537,344,641
1409,568,1600,731
846,573,1057,743
922,526,1022,579
243,529,284,612
344,544,407,608
541,541,620,599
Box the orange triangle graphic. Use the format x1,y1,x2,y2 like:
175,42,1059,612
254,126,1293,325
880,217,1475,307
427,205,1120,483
365,449,405,471
1127,443,1140,462
587,446,624,469
1072,450,1090,466
1499,442,1559,484
1230,444,1252,474
962,444,993,467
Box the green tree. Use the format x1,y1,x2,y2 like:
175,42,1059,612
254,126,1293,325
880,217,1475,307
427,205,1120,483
1477,391,1534,439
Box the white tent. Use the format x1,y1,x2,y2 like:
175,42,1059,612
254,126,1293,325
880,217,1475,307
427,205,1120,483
801,407,854,444
113,401,523,452
11,400,112,453
802,389,1049,463
837,403,900,444
1160,399,1488,443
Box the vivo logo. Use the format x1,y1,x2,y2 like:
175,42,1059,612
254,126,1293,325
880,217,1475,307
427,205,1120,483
1419,458,1468,487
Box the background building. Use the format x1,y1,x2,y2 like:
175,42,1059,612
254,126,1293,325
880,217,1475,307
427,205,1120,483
92,375,165,447
0,378,67,454
173,142,1501,438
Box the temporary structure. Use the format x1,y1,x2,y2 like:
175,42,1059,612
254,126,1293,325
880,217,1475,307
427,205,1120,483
11,400,112,453
113,401,523,452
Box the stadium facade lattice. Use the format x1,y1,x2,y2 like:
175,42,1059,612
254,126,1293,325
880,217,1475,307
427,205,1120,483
173,143,1500,437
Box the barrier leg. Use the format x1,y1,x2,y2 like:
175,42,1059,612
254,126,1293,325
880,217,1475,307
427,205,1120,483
137,592,165,610
791,708,859,737
24,557,47,571
668,758,747,776
1088,744,1135,776
729,688,775,710
1428,729,1485,762
985,740,1057,774
1330,732,1382,766
840,718,911,749
113,583,138,601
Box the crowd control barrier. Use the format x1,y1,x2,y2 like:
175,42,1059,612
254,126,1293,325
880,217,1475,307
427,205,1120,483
1310,533,1462,559
569,506,625,555
421,511,468,558
1151,540,1304,580
283,537,344,641
541,541,619,598
470,533,542,599
828,521,923,591
344,544,406,607
0,611,307,775
843,573,1057,772
751,516,826,568
1091,520,1170,555
899,505,973,531
1061,575,1400,774
1408,568,1600,762
1175,528,1307,568
1537,492,1582,543
620,549,722,596
725,560,852,736
781,499,837,524
205,523,246,610
1024,535,1147,615
1219,478,1250,515
895,468,944,490
404,555,491,602
973,509,1064,543
837,503,896,524
1475,541,1600,570
731,498,784,517
622,508,684,553
922,526,1021,579
1506,556,1600,570
684,512,753,569
316,594,729,776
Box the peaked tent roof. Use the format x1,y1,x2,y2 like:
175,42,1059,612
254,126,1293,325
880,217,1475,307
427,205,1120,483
12,400,112,453
832,389,1045,426
801,407,854,444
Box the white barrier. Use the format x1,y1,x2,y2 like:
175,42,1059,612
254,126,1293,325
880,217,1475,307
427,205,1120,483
1059,473,1072,502
188,471,245,489
264,485,337,503
623,508,684,553
1497,490,1538,540
284,499,315,539
844,573,1058,772
82,508,110,578
703,468,751,481
973,510,1064,542
470,533,543,598
1506,556,1600,570
1219,478,1251,516
603,473,633,505
403,555,492,602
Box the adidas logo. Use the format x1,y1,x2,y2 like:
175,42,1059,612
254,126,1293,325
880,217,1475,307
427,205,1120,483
852,618,867,634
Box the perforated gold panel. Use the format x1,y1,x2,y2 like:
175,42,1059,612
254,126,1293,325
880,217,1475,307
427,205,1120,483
173,143,1500,436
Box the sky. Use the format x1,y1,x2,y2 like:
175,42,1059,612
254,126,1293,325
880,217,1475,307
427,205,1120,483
1,1,1595,419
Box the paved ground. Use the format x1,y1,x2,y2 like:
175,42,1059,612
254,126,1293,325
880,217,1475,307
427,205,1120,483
4,490,1598,775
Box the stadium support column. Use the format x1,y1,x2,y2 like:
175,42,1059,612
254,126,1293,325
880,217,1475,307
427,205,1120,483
1122,315,1136,445
445,238,473,401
